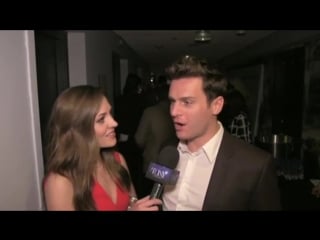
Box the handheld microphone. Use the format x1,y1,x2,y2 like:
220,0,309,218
145,145,179,199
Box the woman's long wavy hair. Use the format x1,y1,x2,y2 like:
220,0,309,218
45,85,131,210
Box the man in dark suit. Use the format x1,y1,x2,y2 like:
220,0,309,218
162,55,281,210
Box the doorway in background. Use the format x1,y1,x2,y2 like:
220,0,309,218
34,30,69,165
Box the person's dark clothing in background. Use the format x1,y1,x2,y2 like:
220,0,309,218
114,74,145,197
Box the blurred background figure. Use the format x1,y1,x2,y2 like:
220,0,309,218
114,73,145,197
135,78,177,196
219,83,253,144
141,72,159,108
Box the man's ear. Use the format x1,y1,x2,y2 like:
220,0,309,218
211,96,224,115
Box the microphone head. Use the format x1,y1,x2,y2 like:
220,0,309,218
145,145,179,185
156,145,179,169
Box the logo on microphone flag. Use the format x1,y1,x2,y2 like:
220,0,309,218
145,162,179,185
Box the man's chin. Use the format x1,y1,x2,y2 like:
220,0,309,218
178,136,188,142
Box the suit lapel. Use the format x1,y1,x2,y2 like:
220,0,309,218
202,131,234,210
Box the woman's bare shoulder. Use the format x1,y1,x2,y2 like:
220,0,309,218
45,173,72,187
44,173,74,210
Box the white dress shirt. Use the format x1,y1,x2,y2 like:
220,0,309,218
162,122,224,210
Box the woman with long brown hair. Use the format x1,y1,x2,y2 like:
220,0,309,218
43,85,161,210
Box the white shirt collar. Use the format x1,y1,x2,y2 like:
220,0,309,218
177,121,224,163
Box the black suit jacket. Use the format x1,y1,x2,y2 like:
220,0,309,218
202,131,281,210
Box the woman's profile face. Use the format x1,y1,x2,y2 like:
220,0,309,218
94,97,118,148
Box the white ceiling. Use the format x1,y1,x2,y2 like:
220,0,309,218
113,30,276,72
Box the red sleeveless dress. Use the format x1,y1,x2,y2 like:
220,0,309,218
92,152,130,211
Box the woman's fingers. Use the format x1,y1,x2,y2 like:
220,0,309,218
131,195,162,210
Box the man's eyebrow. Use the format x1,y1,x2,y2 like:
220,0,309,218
180,96,195,100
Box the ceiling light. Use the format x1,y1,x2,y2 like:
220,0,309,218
194,30,211,42
236,30,246,36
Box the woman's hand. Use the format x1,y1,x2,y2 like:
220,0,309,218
128,195,162,211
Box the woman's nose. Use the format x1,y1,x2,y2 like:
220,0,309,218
111,116,118,128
